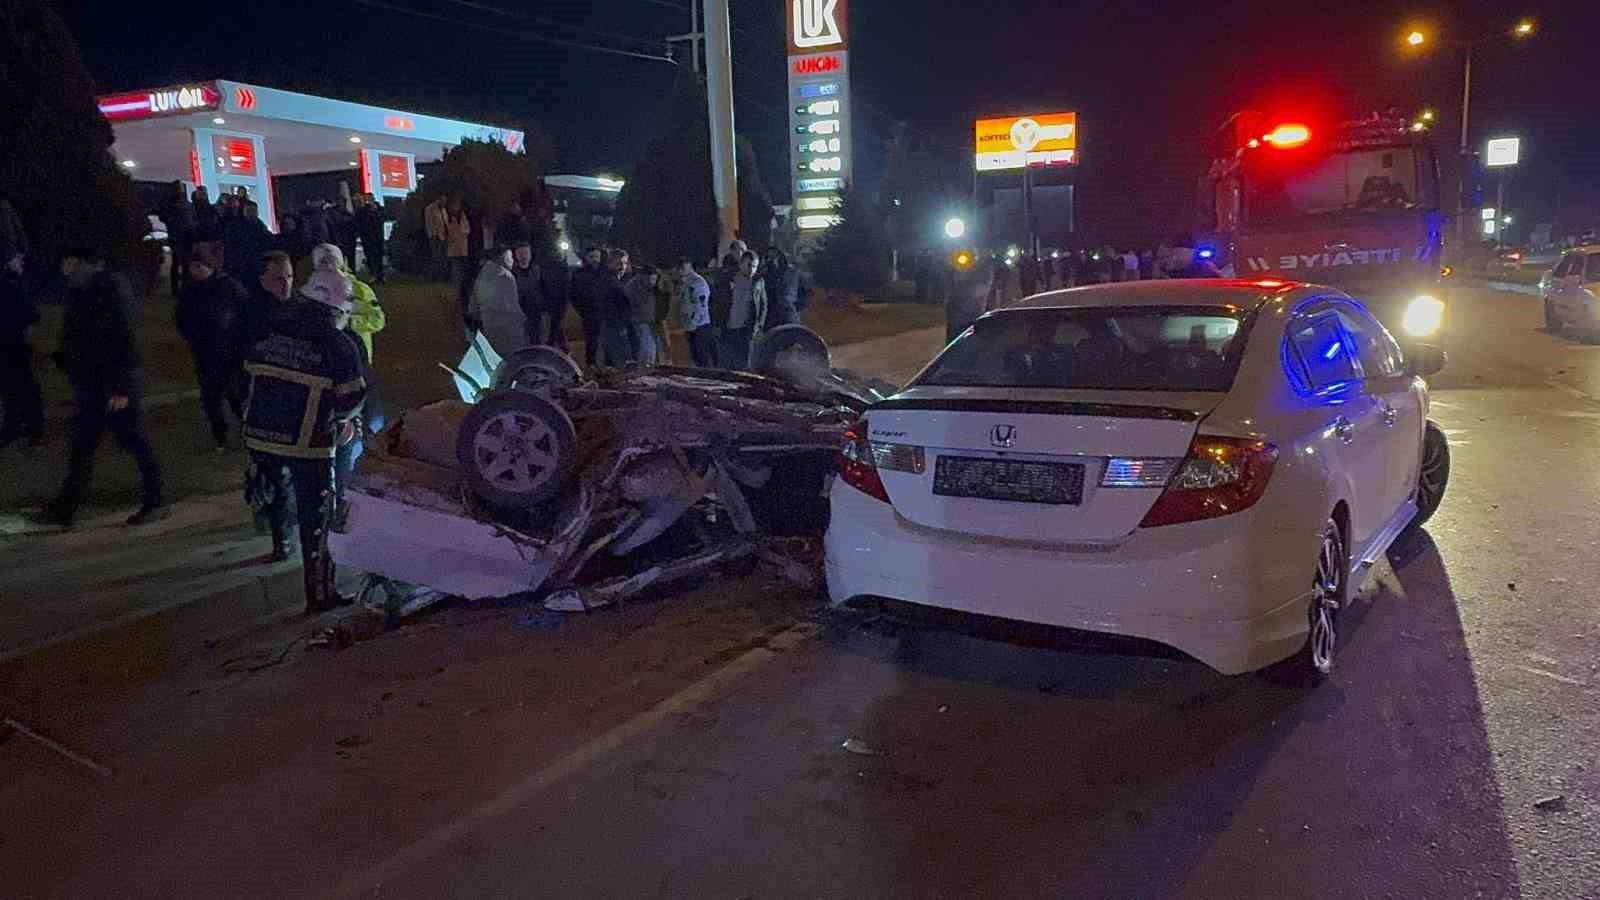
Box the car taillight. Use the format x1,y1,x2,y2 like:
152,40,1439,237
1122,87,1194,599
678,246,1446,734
838,421,890,503
1140,436,1278,528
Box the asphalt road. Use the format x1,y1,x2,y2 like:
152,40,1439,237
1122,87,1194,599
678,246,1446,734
5,284,1598,899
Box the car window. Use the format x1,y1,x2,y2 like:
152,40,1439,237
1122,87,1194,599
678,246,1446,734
914,306,1249,392
1586,255,1600,282
1334,303,1403,378
1554,254,1574,277
1287,312,1361,389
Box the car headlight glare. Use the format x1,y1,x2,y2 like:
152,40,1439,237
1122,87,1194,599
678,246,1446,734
1402,295,1445,337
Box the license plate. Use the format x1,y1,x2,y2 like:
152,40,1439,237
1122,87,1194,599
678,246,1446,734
933,456,1085,505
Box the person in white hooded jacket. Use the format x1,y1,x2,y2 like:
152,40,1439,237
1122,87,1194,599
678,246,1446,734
469,246,526,356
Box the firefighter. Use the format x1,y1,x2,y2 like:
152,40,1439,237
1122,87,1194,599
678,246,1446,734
240,269,367,613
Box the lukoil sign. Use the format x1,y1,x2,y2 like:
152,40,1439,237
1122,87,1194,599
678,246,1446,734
790,0,845,50
974,112,1079,171
98,82,221,123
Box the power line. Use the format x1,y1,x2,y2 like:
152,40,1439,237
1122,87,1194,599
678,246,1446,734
437,0,669,51
353,0,676,64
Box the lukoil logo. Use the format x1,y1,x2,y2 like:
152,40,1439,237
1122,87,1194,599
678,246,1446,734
793,0,843,49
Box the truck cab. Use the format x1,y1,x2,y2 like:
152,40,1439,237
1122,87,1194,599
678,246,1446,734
1199,112,1446,343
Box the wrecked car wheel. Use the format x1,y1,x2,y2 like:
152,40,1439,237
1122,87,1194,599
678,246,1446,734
751,325,831,386
457,391,578,508
492,345,585,392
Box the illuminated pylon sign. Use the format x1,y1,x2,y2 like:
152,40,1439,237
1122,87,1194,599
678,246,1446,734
786,1,852,231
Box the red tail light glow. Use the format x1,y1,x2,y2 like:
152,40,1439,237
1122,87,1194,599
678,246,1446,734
1262,123,1311,148
1140,436,1278,528
838,421,890,503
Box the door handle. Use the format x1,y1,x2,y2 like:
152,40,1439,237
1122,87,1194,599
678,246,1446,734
1331,417,1355,444
1381,405,1399,427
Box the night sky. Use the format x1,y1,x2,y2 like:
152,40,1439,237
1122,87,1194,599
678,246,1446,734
59,0,1600,245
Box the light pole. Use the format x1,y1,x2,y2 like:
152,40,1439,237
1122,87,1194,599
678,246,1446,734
1402,19,1536,256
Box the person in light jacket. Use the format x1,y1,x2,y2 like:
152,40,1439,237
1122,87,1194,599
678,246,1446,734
310,243,386,361
469,246,526,356
711,251,767,371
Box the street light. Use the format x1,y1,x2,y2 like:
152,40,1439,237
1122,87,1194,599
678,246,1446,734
1401,18,1539,255
943,216,967,240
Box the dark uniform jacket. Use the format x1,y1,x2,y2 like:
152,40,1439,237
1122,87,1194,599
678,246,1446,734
56,269,142,397
175,273,248,367
242,300,366,459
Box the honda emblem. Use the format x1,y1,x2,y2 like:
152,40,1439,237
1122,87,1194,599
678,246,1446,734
990,424,1017,448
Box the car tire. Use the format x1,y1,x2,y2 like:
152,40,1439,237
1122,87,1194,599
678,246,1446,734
750,325,831,385
456,391,578,509
492,345,584,392
1404,420,1450,537
1272,516,1347,686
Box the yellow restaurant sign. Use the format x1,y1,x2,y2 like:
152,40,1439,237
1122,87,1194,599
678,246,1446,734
974,112,1078,171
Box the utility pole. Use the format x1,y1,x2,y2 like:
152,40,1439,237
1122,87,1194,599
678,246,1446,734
665,1,702,73
703,0,739,252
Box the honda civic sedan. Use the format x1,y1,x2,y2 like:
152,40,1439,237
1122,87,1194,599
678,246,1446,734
824,280,1449,681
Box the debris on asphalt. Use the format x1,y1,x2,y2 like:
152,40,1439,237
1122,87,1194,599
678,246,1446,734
1508,582,1518,592
334,735,370,749
842,738,885,757
1533,794,1567,812
2,717,112,777
329,329,875,619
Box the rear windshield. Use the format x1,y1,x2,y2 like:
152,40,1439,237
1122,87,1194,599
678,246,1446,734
914,306,1251,392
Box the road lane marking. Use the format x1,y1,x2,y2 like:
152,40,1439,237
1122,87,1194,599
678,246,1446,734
331,621,822,899
1512,665,1587,688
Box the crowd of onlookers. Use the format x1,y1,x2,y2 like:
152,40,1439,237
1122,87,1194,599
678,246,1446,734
423,190,810,372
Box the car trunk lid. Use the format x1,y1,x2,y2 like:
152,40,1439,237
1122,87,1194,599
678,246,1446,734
866,387,1224,544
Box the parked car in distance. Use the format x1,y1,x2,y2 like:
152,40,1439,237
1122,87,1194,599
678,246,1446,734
1543,246,1600,341
825,280,1450,683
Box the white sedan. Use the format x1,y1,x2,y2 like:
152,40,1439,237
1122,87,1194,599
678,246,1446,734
824,280,1450,680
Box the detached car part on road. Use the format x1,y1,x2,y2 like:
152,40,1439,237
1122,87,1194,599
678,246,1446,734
824,280,1450,681
330,327,889,612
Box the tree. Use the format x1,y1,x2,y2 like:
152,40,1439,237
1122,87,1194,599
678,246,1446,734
880,133,965,258
0,0,149,282
736,134,774,252
806,187,892,296
612,66,720,267
392,135,555,273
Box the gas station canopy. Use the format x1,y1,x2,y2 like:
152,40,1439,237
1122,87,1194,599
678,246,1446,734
99,79,524,226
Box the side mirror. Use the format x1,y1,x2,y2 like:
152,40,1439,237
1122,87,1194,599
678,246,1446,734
1406,343,1446,377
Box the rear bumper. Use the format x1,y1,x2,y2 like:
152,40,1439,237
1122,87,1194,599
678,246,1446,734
823,483,1312,675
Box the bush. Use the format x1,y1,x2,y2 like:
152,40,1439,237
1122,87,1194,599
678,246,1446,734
392,136,555,276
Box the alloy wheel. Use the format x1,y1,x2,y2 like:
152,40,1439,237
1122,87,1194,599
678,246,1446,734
1309,522,1344,675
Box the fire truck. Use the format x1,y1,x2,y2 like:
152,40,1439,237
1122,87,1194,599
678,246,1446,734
1197,111,1447,341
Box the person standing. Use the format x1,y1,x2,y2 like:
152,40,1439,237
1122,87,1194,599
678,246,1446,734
39,247,167,528
159,182,197,297
223,200,268,283
192,187,220,243
424,195,449,280
568,247,609,368
241,270,366,611
509,240,543,346
493,199,528,251
310,243,385,362
234,251,295,386
534,245,570,351
622,262,661,365
355,193,388,285
445,198,473,326
762,248,801,329
469,246,526,356
676,257,716,368
298,197,332,248
0,217,44,448
175,243,248,450
713,251,767,371
601,250,635,366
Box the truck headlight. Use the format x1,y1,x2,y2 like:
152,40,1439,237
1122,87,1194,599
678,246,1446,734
1402,295,1445,337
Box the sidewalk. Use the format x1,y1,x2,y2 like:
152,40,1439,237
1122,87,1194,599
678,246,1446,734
0,301,949,666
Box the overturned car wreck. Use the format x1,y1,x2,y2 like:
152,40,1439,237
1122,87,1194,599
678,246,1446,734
329,327,888,616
